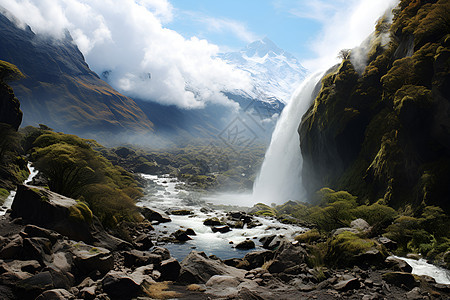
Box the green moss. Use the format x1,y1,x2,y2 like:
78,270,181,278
295,229,322,244
0,188,9,205
326,231,385,266
69,201,93,224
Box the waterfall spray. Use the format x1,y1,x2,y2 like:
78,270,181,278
252,71,324,204
252,0,399,205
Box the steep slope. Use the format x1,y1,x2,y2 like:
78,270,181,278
0,12,153,137
299,0,450,212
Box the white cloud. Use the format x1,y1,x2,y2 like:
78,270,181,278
0,0,252,108
273,0,398,71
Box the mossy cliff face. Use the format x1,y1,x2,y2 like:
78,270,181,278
299,0,450,212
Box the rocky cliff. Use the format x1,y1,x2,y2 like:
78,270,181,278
299,0,450,212
0,60,23,130
0,12,153,136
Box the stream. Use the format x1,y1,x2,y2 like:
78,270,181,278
136,173,450,285
0,162,38,216
136,174,306,261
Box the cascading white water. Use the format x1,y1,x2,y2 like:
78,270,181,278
252,0,399,205
252,71,324,204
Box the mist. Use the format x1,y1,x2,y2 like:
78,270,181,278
0,0,252,109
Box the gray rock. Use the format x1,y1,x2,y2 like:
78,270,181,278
236,240,255,250
70,241,114,275
243,250,274,269
205,275,241,297
123,249,161,268
172,229,192,242
102,271,141,300
151,246,171,260
35,288,74,300
0,235,23,259
157,257,180,281
139,207,171,223
385,256,413,273
178,251,245,284
382,272,420,290
11,185,95,243
211,225,231,233
333,277,360,291
133,234,153,251
350,218,371,231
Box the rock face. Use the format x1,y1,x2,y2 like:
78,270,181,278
299,0,450,212
0,12,153,138
11,185,95,243
0,78,22,130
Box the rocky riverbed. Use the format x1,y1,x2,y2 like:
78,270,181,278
0,177,449,299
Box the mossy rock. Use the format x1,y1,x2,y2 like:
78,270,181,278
295,229,322,244
69,201,93,224
382,272,420,290
326,231,387,267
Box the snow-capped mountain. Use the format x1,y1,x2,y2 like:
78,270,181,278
220,37,308,105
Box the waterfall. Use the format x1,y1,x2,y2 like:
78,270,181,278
252,71,324,205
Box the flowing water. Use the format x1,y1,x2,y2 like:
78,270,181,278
252,71,324,205
393,256,450,284
137,174,306,261
0,162,38,216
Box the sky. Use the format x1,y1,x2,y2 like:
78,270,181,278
0,0,398,108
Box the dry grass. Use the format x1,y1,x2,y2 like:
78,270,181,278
143,281,180,299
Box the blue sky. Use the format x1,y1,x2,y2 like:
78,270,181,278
166,0,323,60
1,0,397,107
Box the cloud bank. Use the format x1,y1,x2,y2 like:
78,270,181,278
274,0,398,71
0,0,252,108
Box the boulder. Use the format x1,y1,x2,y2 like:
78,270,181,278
23,225,61,245
22,237,52,263
350,218,371,232
385,256,413,273
35,288,74,300
333,277,360,291
16,268,74,299
243,250,274,270
123,250,161,268
0,235,23,259
157,257,181,281
11,185,94,243
178,251,245,284
185,228,196,236
139,207,171,223
205,275,241,297
203,217,223,226
102,271,141,300
382,272,420,290
235,240,255,250
133,234,154,251
172,229,192,242
151,247,171,260
168,209,193,216
70,241,114,275
211,225,231,233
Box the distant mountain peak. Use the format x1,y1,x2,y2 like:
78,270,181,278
244,37,283,57
219,39,308,104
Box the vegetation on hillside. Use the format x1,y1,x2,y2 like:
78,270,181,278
99,143,266,192
251,187,450,269
21,126,143,227
0,61,28,200
300,0,450,214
